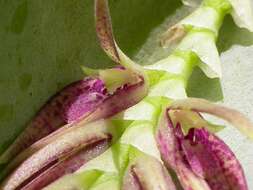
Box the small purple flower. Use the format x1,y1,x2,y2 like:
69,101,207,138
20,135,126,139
156,98,253,190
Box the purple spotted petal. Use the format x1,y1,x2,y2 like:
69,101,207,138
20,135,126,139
182,128,248,190
156,123,210,190
63,78,108,123
156,107,248,190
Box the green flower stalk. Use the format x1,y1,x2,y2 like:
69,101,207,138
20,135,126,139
1,0,253,189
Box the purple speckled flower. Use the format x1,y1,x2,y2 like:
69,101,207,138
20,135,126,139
0,77,108,166
156,105,249,190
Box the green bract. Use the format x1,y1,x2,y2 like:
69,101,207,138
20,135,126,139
228,0,253,31
182,0,253,31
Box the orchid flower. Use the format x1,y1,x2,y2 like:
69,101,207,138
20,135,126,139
1,0,253,189
156,98,253,190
